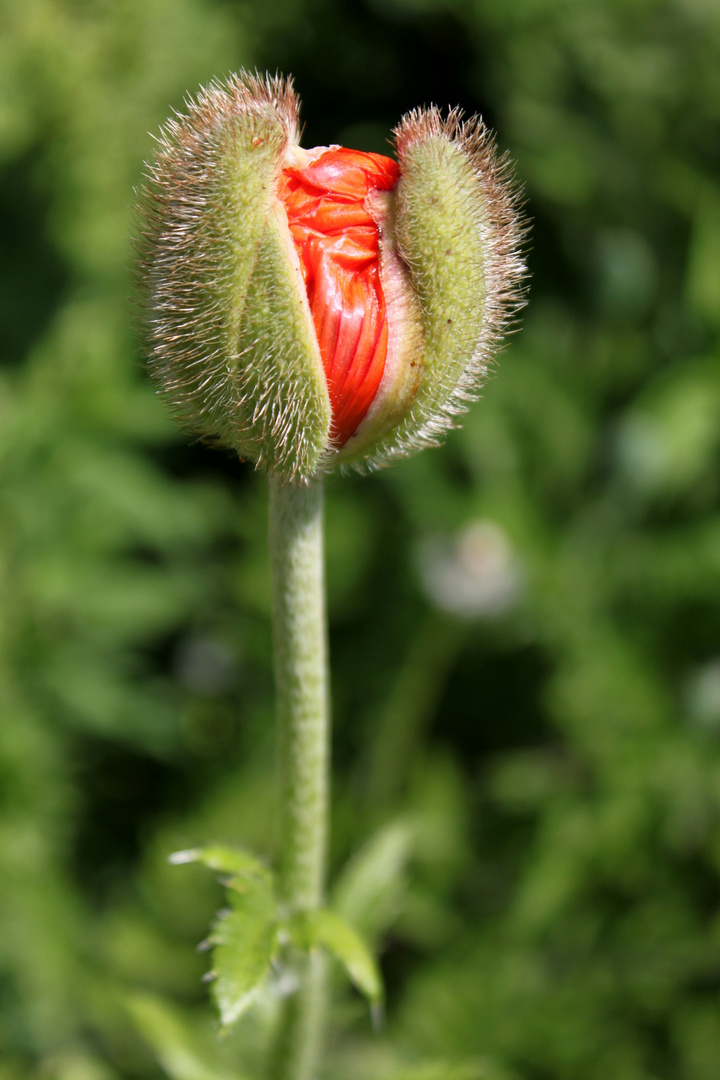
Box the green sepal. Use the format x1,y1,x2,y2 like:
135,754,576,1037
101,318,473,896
232,212,331,478
331,130,488,470
347,111,524,472
139,74,330,482
285,908,384,1008
388,135,490,452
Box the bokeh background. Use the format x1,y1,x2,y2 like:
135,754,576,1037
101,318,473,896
3,0,720,1077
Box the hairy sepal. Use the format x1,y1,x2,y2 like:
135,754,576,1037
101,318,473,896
137,74,330,481
235,206,332,476
345,108,526,471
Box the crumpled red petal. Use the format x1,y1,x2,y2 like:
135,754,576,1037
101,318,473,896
278,147,399,447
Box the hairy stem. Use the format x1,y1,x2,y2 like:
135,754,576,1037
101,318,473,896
268,477,329,1080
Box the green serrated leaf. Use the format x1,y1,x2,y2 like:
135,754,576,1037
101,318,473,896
286,909,383,1005
209,872,279,1028
169,844,269,880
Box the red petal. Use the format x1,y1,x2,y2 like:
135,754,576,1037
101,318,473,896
278,147,399,447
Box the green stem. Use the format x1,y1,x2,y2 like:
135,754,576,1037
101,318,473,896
268,476,329,1080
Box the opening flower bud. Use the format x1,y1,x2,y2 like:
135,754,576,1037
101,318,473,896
136,72,525,482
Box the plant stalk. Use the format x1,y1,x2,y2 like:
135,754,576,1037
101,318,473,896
268,476,329,1080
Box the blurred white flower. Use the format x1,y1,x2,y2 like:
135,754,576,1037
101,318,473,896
416,520,522,618
174,636,238,696
685,659,720,731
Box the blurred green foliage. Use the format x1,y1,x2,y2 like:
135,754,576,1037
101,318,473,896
2,0,720,1077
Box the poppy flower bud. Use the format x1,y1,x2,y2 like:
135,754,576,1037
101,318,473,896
136,72,525,481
